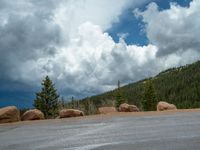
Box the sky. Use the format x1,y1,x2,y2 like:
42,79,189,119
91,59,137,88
0,0,199,108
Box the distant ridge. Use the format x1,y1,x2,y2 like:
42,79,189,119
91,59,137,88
82,60,200,109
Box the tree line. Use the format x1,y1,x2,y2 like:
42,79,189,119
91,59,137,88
82,60,200,111
34,76,157,118
34,60,200,118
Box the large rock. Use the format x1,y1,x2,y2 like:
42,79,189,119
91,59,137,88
21,109,44,121
59,109,84,118
157,101,177,111
98,107,117,114
0,106,20,123
119,103,139,112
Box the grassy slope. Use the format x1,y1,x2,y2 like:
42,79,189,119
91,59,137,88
82,61,200,110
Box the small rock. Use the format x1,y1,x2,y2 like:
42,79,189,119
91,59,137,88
119,103,130,112
128,105,139,112
59,109,84,118
98,107,117,114
119,103,139,112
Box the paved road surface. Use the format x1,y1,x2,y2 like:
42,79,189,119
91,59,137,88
0,112,200,150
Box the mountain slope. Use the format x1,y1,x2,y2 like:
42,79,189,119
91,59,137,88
82,60,200,109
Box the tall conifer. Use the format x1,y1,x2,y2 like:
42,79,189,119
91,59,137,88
142,80,157,111
34,76,59,118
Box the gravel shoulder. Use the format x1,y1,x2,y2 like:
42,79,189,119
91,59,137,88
1,108,200,126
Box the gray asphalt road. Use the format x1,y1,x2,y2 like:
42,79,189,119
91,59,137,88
0,112,200,150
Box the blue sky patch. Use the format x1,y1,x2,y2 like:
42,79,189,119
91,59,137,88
107,0,192,46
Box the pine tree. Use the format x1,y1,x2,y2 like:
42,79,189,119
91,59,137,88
71,96,75,109
115,80,126,108
34,76,59,118
84,98,97,115
142,80,157,111
58,97,65,109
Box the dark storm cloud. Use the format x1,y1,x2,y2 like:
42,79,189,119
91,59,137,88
0,0,61,81
1,0,200,106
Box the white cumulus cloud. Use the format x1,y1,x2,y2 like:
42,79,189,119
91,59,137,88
135,0,200,56
0,0,200,99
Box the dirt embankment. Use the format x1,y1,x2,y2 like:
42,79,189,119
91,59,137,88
1,108,200,126
83,108,200,119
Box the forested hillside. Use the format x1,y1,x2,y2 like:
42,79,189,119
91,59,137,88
80,60,200,110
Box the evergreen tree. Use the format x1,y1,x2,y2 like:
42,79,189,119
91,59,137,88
34,76,59,118
142,80,157,111
58,97,65,109
71,96,75,109
80,60,200,110
84,98,97,115
115,80,126,108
